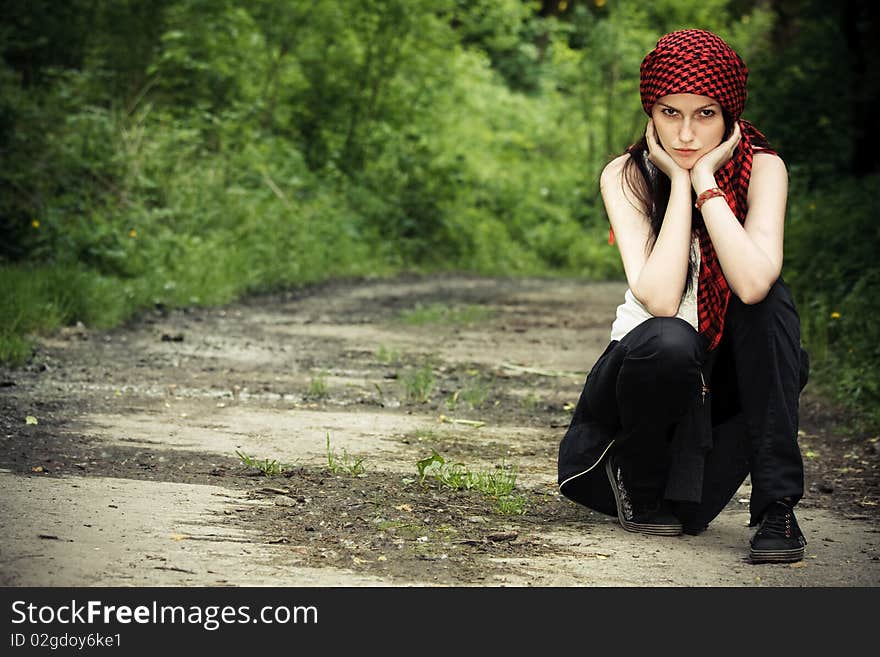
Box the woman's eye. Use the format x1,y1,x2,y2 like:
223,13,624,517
662,108,677,116
700,109,716,117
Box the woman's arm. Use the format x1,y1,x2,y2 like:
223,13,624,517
600,122,695,316
691,151,786,304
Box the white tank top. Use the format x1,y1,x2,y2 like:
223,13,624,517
610,236,700,342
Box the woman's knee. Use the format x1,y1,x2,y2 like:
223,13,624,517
626,317,704,371
616,318,704,425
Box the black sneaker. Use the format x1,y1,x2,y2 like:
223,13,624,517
749,501,807,564
604,457,682,536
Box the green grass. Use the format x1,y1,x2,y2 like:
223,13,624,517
235,450,296,477
519,392,541,414
446,370,494,412
0,334,33,365
397,302,493,327
376,345,402,365
401,364,436,403
326,433,366,476
307,371,329,399
408,428,441,442
416,450,526,515
784,174,880,431
0,264,139,365
494,495,527,515
459,375,492,409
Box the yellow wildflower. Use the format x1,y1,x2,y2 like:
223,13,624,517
830,312,841,319
129,229,138,238
31,219,40,228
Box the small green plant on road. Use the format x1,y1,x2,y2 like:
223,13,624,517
326,433,366,476
235,450,295,477
308,370,329,399
402,364,435,403
460,374,492,409
416,450,526,515
376,345,402,365
398,302,492,327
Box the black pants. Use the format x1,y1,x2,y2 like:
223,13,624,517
584,279,806,526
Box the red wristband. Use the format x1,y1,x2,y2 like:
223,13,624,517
695,187,726,210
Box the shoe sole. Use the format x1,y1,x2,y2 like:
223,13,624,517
749,546,805,564
604,459,682,537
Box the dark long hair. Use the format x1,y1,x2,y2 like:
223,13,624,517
619,110,770,292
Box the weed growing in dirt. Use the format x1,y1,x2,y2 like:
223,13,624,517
376,345,402,365
520,392,541,413
461,375,492,409
495,495,526,515
416,450,526,515
308,371,329,399
445,369,494,412
235,450,295,477
326,433,366,476
402,365,435,403
398,302,492,326
410,428,440,442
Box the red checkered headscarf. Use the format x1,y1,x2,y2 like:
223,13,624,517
640,30,775,350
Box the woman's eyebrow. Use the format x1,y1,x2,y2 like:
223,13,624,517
657,101,720,111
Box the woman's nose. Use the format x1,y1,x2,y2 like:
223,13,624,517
679,120,694,143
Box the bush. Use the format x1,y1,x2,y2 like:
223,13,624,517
785,174,880,427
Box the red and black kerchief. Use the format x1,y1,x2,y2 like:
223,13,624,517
640,29,775,350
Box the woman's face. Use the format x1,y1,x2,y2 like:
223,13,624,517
650,93,727,170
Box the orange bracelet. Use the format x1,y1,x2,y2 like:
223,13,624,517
695,187,726,210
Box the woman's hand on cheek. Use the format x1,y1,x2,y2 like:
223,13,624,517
692,121,741,181
645,119,689,181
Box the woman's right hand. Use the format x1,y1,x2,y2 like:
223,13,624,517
644,119,689,182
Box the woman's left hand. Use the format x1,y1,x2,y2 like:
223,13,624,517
691,121,742,181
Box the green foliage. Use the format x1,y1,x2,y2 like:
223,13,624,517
460,376,492,410
744,2,856,183
235,449,295,477
416,450,525,515
784,175,880,427
150,1,261,114
401,365,436,404
308,371,329,399
452,0,548,92
447,373,493,412
326,434,366,476
376,345,402,365
0,263,142,364
398,302,492,326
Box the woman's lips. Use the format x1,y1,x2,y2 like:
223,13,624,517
674,148,698,155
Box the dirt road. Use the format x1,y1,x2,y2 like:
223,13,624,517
1,275,878,586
